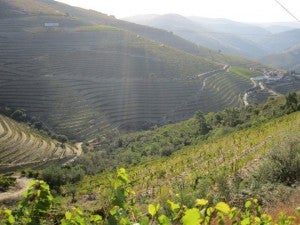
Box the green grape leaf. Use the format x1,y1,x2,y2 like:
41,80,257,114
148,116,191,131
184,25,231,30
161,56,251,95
245,200,251,208
140,217,150,225
195,199,208,206
168,200,180,212
181,208,203,225
215,202,231,215
4,210,15,224
110,206,119,216
158,215,171,225
206,207,214,216
148,204,156,217
90,214,102,222
8,215,15,224
241,217,251,225
148,203,160,217
118,168,129,183
65,211,72,220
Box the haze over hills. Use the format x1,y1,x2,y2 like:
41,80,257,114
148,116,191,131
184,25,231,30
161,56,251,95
124,14,300,62
257,22,300,33
258,29,300,70
261,44,300,71
257,29,300,53
187,16,271,42
125,14,269,58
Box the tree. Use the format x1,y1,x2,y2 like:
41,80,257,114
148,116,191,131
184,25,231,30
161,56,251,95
195,111,210,135
222,108,241,127
57,135,68,144
284,92,299,113
11,109,27,122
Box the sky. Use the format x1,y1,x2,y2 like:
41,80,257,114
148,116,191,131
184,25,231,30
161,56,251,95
56,0,300,23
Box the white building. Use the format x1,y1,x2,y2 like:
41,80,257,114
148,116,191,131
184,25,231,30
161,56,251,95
44,23,59,27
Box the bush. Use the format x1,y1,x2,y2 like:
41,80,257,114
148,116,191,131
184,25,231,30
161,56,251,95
57,135,68,143
10,109,27,122
254,141,300,186
0,175,16,192
40,165,85,193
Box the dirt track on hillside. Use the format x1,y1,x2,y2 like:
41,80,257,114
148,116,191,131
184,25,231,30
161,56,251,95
0,176,32,204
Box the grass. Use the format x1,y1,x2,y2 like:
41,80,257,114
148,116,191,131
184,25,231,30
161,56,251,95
75,25,121,32
229,66,263,79
9,0,64,15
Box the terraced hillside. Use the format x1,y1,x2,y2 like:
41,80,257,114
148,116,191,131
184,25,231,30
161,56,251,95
77,111,300,207
0,0,269,140
0,115,77,172
266,76,300,95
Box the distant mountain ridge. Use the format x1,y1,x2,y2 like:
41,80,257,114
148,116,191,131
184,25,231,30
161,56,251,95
124,14,300,61
257,22,300,33
258,29,300,53
261,45,300,71
125,14,269,58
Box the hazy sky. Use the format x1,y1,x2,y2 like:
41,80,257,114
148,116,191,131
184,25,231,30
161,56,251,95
56,0,300,23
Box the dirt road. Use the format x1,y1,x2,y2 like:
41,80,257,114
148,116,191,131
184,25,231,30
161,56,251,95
0,176,32,204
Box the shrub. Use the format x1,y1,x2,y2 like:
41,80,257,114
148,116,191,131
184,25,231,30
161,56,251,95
0,175,16,192
40,165,85,193
10,109,26,122
254,141,300,186
57,135,68,143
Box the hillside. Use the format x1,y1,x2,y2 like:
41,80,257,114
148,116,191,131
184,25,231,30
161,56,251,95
0,94,299,223
0,0,266,141
71,92,299,171
0,0,245,63
77,111,300,209
260,45,300,71
0,114,78,173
